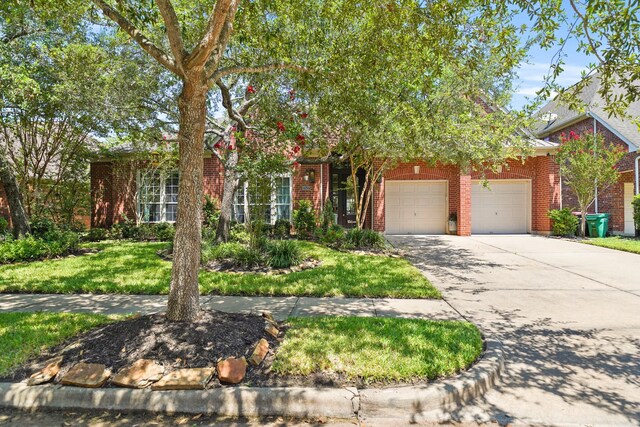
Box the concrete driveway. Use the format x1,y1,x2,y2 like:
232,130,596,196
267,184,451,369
387,235,640,426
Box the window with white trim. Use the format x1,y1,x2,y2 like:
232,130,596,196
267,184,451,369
233,176,291,224
138,170,179,223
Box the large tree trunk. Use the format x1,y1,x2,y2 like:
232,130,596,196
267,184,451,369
215,150,239,243
167,74,208,322
0,151,30,238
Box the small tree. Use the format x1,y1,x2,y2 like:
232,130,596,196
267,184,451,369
555,131,625,237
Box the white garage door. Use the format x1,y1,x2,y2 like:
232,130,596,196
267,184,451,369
472,181,530,234
385,181,447,234
624,183,635,235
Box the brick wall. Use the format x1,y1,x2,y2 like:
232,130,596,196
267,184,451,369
292,163,322,211
546,117,638,232
203,156,225,202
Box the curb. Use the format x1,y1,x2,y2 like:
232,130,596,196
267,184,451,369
0,340,503,420
358,339,504,419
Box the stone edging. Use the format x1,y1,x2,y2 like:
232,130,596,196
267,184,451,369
0,340,503,420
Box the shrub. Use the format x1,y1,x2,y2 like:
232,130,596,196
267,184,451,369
153,222,175,241
293,200,316,238
203,195,220,228
0,231,79,263
29,217,56,238
345,228,386,250
202,225,217,242
112,220,139,240
548,208,579,237
267,239,302,269
229,223,250,244
320,224,346,247
272,219,291,239
202,241,264,268
0,217,8,235
321,199,335,232
633,194,640,236
87,227,109,242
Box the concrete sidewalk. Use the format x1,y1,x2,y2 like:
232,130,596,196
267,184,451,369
0,294,461,321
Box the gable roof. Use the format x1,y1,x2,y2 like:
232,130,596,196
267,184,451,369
533,74,640,151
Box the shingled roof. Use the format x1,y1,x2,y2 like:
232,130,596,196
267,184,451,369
533,74,640,151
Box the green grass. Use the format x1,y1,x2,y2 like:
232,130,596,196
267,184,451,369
272,317,483,382
0,241,171,294
200,241,440,298
0,312,119,376
0,240,440,299
583,236,640,255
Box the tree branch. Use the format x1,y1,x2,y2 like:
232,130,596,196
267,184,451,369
208,63,310,87
184,0,236,69
1,28,48,44
569,0,605,63
216,79,247,131
91,0,180,75
155,0,186,65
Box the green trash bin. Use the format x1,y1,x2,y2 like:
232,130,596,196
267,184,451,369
585,213,611,238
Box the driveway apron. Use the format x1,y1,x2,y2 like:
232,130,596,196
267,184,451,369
388,234,640,426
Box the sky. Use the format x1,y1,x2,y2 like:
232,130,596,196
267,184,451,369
509,1,597,111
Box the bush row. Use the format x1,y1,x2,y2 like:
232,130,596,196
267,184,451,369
86,222,175,242
293,199,387,251
0,230,79,264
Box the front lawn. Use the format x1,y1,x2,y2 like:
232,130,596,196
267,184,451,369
583,236,640,255
0,241,171,294
0,312,119,376
200,241,440,298
0,240,440,299
273,317,482,383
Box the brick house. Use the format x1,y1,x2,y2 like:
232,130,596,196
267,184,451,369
86,136,561,236
534,75,639,236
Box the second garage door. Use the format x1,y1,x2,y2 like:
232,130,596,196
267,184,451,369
385,181,447,234
471,180,530,234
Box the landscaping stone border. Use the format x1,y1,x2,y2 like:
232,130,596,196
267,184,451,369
0,340,503,420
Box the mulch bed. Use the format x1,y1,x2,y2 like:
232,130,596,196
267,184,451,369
158,248,322,275
1,310,285,388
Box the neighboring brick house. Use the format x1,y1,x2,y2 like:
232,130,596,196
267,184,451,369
89,137,561,236
535,75,639,235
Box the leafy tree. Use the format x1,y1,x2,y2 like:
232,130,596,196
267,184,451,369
0,8,167,231
555,130,625,237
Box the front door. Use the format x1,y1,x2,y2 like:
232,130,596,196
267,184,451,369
331,167,359,228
